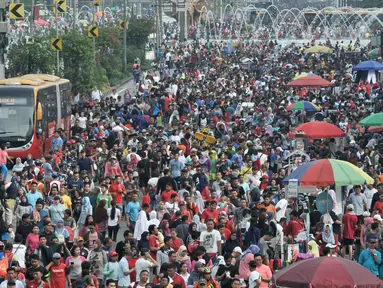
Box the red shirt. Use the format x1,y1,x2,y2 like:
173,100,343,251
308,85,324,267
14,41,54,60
149,234,160,260
374,201,383,216
160,190,177,203
201,209,220,224
170,237,183,252
128,257,138,282
282,218,305,239
27,280,50,288
109,183,126,205
171,274,186,288
49,263,67,288
342,213,358,239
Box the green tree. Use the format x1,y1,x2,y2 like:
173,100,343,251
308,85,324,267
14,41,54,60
126,18,154,48
96,26,124,85
61,31,107,94
6,37,56,77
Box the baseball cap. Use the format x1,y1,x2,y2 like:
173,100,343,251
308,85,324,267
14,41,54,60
198,279,207,285
233,247,242,254
346,204,354,211
325,243,337,249
374,215,383,222
52,253,61,259
77,237,84,242
363,211,371,217
110,251,118,257
197,259,206,265
276,147,283,152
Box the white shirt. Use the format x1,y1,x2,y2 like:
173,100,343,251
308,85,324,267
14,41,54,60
107,208,121,226
0,281,24,288
135,258,155,281
92,90,102,102
249,270,261,288
364,187,377,209
12,243,27,268
200,229,221,254
78,116,87,129
118,257,131,287
275,199,288,222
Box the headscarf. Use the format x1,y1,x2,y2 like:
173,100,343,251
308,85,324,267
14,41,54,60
160,220,171,237
266,125,273,136
19,195,31,207
198,152,209,165
321,224,335,244
188,261,203,285
192,215,206,232
134,210,149,240
138,231,150,250
148,211,160,227
241,244,260,260
307,240,320,258
224,232,240,254
176,245,189,263
192,191,205,213
188,222,201,240
82,197,91,209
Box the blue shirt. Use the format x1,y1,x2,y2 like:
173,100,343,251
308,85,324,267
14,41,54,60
26,191,43,208
37,209,49,232
359,249,381,275
169,159,184,178
52,137,63,150
126,201,140,222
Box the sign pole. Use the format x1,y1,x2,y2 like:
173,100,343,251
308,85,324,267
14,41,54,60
123,0,127,72
93,2,96,63
55,1,59,74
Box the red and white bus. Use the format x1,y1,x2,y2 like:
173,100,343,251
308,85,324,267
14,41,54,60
0,74,71,158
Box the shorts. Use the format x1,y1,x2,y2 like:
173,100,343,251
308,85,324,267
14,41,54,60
342,238,354,246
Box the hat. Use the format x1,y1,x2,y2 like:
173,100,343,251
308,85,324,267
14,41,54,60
109,251,118,257
77,236,84,242
363,211,371,217
203,268,211,274
276,147,283,152
325,243,337,249
52,253,61,259
346,204,354,211
233,246,242,254
198,279,208,285
374,215,383,222
197,259,206,265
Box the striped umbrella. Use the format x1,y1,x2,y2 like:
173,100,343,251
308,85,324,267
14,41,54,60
286,101,320,111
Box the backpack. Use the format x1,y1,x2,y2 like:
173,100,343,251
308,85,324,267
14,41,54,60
6,180,18,199
254,153,263,171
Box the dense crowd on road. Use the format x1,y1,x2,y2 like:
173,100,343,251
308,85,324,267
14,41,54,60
0,38,382,288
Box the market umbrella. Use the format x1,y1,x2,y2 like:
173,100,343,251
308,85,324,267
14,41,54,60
283,159,374,186
352,60,383,72
293,72,308,80
286,101,320,111
359,112,383,127
272,257,383,288
368,126,383,133
294,121,346,138
304,45,333,54
369,48,381,57
287,74,332,87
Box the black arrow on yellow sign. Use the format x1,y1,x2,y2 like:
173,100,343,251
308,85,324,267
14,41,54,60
51,38,62,51
88,26,99,37
56,0,66,12
9,3,24,19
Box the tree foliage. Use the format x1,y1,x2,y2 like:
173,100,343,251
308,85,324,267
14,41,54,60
6,19,154,94
6,37,56,77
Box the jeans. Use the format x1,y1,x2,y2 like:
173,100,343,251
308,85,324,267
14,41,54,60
108,225,119,242
1,164,7,179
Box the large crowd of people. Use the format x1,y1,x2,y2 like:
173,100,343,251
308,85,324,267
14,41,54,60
0,37,382,288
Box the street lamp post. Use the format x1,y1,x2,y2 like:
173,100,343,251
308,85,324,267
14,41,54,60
123,0,127,72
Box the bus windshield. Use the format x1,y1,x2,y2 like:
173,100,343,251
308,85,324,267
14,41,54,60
0,97,34,141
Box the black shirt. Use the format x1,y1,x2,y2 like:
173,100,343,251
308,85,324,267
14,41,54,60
26,265,48,281
216,264,238,288
78,157,93,173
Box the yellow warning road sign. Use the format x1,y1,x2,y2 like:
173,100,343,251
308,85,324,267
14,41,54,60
9,3,24,19
56,0,66,12
51,38,62,51
88,26,99,37
94,0,101,6
119,20,129,30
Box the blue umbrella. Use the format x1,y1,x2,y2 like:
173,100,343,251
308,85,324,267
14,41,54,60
352,60,383,72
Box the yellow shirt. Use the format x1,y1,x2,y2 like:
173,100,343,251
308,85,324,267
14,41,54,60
61,194,72,209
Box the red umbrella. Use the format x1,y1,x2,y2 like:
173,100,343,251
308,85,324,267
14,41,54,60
272,257,383,288
287,74,333,87
294,121,346,139
368,126,383,133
